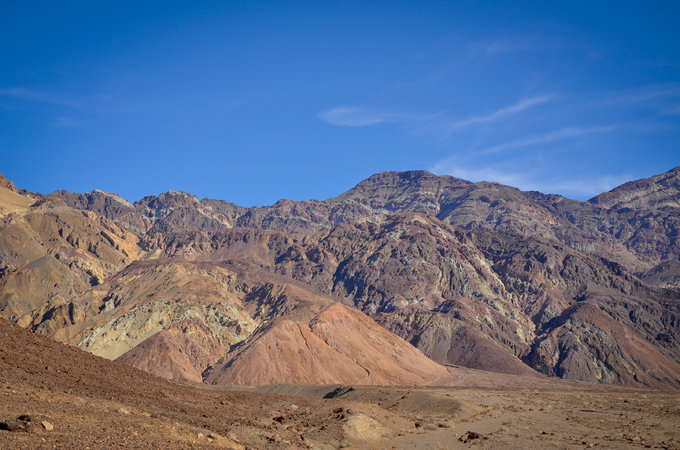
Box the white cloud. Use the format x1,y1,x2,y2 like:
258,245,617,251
477,125,618,155
430,165,535,188
442,94,554,135
319,94,554,135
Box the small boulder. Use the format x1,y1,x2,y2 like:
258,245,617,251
459,431,486,443
0,415,32,432
41,421,54,431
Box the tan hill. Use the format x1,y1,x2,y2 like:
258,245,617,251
0,194,141,333
54,260,259,361
0,185,31,215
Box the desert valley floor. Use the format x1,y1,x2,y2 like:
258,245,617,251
1,319,679,449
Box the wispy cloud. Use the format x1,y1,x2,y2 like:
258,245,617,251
476,124,618,155
442,94,554,135
544,175,632,197
592,82,680,108
429,164,630,199
319,94,554,137
317,107,411,127
431,165,535,188
0,87,117,110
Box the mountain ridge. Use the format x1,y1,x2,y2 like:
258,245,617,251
45,166,680,272
1,167,679,389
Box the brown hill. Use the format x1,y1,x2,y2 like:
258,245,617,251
0,316,311,447
0,316,436,448
14,243,446,387
0,172,16,191
528,302,680,390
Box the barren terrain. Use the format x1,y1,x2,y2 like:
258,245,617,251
2,319,678,449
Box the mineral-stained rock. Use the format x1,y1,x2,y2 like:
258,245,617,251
1,168,680,389
204,303,447,386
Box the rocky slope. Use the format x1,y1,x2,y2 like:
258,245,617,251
0,185,446,386
1,168,680,389
142,212,680,387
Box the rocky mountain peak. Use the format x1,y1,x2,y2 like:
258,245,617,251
339,170,470,199
0,172,16,191
588,166,680,210
88,189,134,208
136,190,200,209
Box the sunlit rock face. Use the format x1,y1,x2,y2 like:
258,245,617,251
1,168,679,389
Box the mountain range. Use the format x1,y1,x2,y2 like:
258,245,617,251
1,167,679,389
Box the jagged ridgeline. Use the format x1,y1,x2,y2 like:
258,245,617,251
1,168,679,389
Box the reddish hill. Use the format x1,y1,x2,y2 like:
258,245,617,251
204,303,448,386
116,319,224,383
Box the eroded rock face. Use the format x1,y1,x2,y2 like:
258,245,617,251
642,260,680,289
48,190,147,234
0,197,141,332
1,168,680,389
589,166,680,210
139,212,680,384
527,303,680,389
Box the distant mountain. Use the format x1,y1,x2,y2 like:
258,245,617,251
1,167,679,389
48,167,680,273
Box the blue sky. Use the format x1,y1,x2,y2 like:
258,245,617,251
1,1,679,206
